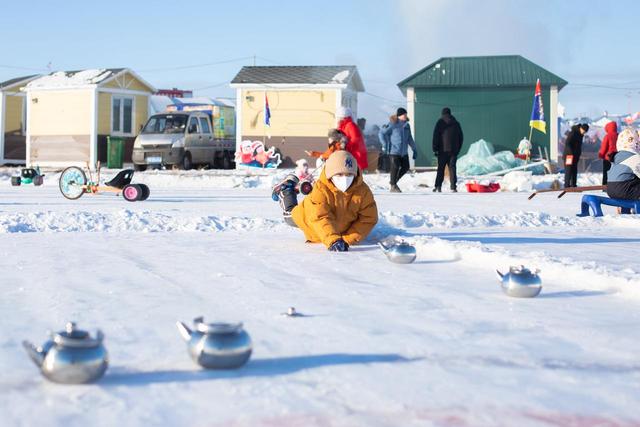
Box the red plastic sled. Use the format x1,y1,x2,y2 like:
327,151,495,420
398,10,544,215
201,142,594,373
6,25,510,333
465,182,501,193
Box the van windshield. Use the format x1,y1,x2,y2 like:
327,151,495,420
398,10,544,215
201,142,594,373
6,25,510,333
142,115,189,134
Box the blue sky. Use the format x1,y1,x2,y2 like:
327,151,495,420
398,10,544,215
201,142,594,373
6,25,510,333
2,0,639,124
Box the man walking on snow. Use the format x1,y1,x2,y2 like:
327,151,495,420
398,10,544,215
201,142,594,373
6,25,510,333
378,108,417,192
432,107,463,192
563,123,589,188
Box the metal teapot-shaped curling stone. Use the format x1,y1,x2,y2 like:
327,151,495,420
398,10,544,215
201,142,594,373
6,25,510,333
378,240,417,264
176,316,252,369
22,322,108,384
497,265,542,298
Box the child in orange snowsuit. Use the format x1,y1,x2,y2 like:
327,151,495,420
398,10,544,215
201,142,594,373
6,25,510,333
306,129,348,161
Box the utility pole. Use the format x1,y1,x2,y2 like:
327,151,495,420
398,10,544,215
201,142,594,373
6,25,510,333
253,55,256,66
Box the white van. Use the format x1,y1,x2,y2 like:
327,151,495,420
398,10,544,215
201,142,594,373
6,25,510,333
132,111,235,170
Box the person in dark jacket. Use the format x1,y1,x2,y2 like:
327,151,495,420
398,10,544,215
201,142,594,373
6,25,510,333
598,121,618,185
563,123,589,188
379,108,417,192
432,107,463,192
607,127,640,200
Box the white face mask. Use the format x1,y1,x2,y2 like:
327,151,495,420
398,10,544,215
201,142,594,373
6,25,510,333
331,175,354,192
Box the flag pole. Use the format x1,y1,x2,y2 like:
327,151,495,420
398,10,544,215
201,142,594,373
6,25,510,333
263,91,266,147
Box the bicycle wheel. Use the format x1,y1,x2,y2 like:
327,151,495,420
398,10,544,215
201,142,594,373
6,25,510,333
59,167,87,200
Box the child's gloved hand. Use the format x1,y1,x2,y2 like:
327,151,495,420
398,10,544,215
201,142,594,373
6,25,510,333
412,151,418,160
328,239,349,252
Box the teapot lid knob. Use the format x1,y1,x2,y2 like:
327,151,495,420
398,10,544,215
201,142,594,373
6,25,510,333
65,322,77,333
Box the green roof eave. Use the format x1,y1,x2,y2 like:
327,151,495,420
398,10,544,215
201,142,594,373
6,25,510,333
397,55,568,93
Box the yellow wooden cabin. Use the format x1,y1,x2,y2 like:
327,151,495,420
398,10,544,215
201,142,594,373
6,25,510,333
230,66,364,167
23,68,155,167
0,75,40,164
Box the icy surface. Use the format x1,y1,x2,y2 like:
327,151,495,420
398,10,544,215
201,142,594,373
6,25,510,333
0,169,638,426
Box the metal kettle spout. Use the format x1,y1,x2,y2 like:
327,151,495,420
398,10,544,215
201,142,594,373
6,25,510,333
176,321,193,342
22,340,45,367
377,242,390,253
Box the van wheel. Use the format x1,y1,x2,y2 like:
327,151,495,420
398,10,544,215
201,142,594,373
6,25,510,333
222,151,233,169
180,152,192,170
210,154,220,169
134,164,147,172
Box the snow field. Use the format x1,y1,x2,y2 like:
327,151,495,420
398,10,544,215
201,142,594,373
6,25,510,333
0,169,638,426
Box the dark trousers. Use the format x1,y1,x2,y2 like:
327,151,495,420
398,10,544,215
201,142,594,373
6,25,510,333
435,152,458,189
607,177,640,200
602,159,611,186
563,156,579,187
378,153,391,173
389,155,410,186
281,184,298,212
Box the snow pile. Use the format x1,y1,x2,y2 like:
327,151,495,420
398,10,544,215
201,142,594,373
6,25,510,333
378,210,640,230
26,69,114,89
500,171,534,192
3,208,639,235
0,210,286,234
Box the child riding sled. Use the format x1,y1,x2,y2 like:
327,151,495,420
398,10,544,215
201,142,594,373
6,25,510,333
275,151,378,252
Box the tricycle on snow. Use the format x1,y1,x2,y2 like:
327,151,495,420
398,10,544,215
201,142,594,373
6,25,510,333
58,163,150,201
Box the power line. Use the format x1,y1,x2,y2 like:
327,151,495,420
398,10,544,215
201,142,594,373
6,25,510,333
139,56,254,73
192,80,231,91
569,82,640,91
362,91,404,104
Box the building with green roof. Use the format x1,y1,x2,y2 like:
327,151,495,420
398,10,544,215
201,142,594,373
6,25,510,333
397,55,568,167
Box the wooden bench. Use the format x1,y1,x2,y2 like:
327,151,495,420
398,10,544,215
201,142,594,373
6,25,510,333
577,194,640,217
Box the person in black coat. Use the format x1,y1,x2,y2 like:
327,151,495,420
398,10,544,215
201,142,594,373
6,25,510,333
563,123,589,188
432,107,464,192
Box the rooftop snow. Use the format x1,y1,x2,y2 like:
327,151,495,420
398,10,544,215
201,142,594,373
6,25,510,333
230,66,365,91
25,69,122,89
329,70,350,84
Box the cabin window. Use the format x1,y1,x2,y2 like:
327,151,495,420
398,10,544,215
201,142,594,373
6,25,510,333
199,117,211,134
112,96,134,135
188,117,200,134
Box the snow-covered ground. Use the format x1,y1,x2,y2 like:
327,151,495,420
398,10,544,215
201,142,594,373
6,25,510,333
0,168,639,427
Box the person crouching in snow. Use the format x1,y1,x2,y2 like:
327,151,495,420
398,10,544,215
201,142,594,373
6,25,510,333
306,129,348,168
606,127,640,200
277,151,378,252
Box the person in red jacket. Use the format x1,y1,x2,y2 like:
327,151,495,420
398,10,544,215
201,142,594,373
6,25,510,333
336,106,368,170
598,121,618,185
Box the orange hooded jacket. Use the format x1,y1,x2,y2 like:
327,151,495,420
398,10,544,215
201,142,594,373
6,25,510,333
291,168,378,248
